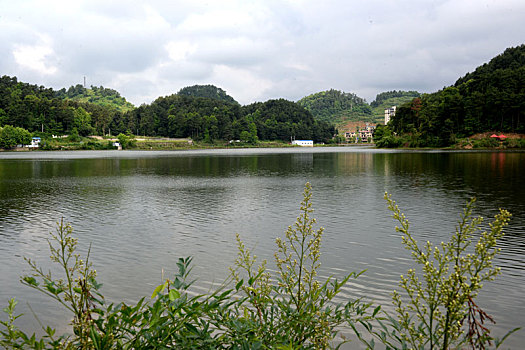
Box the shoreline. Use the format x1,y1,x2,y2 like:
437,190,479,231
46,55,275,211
1,146,524,161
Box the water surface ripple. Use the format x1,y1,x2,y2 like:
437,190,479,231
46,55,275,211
0,148,523,347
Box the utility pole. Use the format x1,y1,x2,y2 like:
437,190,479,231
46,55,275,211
83,76,86,88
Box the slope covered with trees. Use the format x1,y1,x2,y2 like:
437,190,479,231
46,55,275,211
56,85,135,113
0,77,335,144
120,94,242,140
242,99,335,142
178,85,238,105
0,75,122,136
382,44,525,147
120,95,334,143
297,89,373,126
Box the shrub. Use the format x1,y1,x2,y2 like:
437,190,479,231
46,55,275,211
503,138,525,149
229,183,374,348
472,137,500,149
117,133,136,149
362,195,519,349
68,128,81,142
1,184,374,349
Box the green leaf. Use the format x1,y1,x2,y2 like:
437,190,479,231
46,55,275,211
89,277,103,290
235,279,244,290
495,327,521,348
184,322,199,334
168,289,180,301
45,283,57,294
372,305,381,317
151,283,165,299
22,276,39,286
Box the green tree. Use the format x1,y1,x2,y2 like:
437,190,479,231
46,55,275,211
73,107,94,136
0,125,32,148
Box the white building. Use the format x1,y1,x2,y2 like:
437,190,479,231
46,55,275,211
385,106,396,125
26,137,41,148
291,140,313,147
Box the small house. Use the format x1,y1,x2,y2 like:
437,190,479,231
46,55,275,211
292,140,314,147
26,137,41,148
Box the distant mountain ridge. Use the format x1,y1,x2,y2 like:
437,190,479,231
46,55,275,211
5,42,523,147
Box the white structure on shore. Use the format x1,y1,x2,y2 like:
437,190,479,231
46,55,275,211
384,106,396,125
291,140,313,147
26,137,41,148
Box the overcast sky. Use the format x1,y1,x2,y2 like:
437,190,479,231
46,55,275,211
1,0,524,105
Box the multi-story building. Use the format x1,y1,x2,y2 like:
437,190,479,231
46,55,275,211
384,106,396,125
344,123,376,143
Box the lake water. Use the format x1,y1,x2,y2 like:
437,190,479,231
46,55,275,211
1,147,524,347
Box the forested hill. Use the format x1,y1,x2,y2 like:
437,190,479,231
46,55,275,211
177,85,238,104
370,90,420,121
297,89,373,126
370,90,421,108
0,75,121,136
0,76,335,143
122,95,334,142
56,84,135,112
388,44,525,147
454,45,525,86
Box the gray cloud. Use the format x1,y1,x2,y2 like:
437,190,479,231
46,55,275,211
2,0,524,105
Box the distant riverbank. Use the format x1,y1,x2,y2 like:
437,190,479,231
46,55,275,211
1,135,374,152
3,132,524,153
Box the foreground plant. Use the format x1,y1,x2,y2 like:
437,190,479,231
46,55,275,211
1,184,374,349
365,195,518,349
230,182,375,348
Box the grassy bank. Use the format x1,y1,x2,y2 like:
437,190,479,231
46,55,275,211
12,136,316,151
453,133,525,150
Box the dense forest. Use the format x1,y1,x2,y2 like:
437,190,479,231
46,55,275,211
0,76,121,137
382,44,525,147
177,85,238,105
122,95,334,142
297,89,373,126
0,78,335,144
